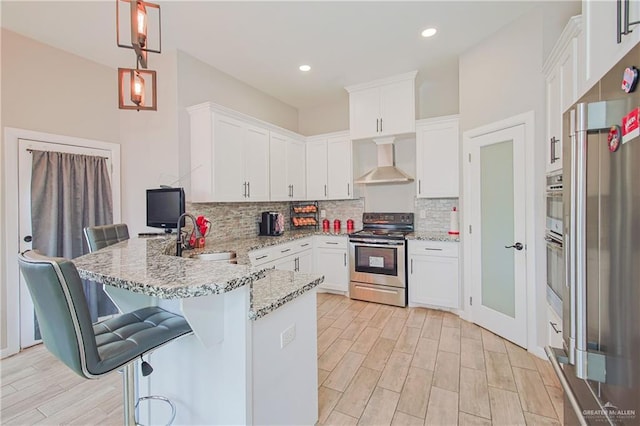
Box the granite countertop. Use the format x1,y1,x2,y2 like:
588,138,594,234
73,236,325,320
406,231,460,242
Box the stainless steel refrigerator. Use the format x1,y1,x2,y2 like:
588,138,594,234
546,42,640,425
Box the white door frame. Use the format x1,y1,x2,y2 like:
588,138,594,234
2,127,121,358
462,111,543,357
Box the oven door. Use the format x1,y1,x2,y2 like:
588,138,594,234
349,238,405,288
545,235,564,317
546,191,563,239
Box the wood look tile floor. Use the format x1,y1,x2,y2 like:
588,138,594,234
0,293,563,425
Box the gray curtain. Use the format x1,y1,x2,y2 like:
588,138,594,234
31,150,118,322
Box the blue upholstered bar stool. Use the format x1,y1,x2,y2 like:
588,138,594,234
83,223,130,253
17,251,192,425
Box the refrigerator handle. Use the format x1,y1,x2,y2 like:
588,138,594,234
573,103,588,379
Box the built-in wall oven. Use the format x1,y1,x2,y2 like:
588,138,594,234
349,213,413,307
545,172,564,317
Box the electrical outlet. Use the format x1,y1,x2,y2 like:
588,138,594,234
280,324,296,348
419,209,426,219
320,209,327,218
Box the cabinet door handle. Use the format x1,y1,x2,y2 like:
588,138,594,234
295,257,299,272
326,242,339,245
376,118,379,133
281,248,291,253
301,243,310,247
550,321,561,334
380,118,383,133
324,184,327,197
255,255,268,260
424,248,443,251
347,183,350,196
411,258,413,274
418,180,421,195
243,182,247,197
247,181,250,198
344,253,347,266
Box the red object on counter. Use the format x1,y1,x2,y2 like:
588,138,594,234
322,219,330,232
333,219,341,233
347,219,354,232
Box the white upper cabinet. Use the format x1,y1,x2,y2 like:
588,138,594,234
306,132,353,201
415,115,460,198
270,132,306,201
346,71,417,141
287,139,306,200
583,0,640,93
189,102,275,202
305,139,328,200
543,15,582,173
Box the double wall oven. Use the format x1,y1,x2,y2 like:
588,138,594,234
349,213,413,307
545,172,564,317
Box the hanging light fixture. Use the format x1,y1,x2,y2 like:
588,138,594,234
116,0,161,111
116,0,161,69
118,67,157,111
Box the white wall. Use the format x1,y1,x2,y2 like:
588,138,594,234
458,1,579,351
417,57,460,120
0,29,121,352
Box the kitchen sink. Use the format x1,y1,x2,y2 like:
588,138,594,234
189,251,237,263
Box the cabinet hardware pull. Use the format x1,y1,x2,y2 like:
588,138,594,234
324,185,327,197
256,255,268,260
418,180,421,194
423,248,443,251
376,118,379,133
281,248,291,253
550,322,561,334
347,183,350,196
326,242,339,245
243,182,247,197
380,118,383,133
344,253,347,266
301,243,310,247
295,257,299,272
411,258,413,274
247,181,250,198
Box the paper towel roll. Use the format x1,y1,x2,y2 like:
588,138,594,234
449,207,459,235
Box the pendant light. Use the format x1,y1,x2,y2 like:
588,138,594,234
116,0,161,111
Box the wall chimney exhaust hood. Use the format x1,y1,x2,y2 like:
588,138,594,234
355,137,414,184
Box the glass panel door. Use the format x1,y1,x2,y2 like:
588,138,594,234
480,140,516,318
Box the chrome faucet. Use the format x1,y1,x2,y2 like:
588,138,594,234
176,213,197,257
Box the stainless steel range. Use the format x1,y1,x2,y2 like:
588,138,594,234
349,213,414,307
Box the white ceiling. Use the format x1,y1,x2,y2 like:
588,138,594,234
2,1,540,109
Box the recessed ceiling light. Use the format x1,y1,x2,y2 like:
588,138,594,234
421,28,437,38
299,65,311,72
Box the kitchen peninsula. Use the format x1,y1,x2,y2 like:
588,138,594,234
73,236,324,425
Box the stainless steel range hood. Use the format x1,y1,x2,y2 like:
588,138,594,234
355,138,414,184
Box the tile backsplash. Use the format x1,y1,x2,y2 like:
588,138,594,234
187,198,365,240
187,197,456,240
414,198,459,233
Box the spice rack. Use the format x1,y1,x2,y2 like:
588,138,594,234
290,201,319,229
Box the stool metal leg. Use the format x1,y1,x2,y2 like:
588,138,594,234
123,364,136,426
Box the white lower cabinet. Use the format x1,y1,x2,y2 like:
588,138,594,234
408,240,459,309
314,236,349,293
248,236,343,279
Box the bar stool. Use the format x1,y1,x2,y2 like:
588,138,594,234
83,223,130,252
17,250,192,425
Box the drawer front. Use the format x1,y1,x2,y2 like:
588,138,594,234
314,235,347,249
408,240,458,257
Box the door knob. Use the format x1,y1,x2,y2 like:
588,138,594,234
505,242,523,250
24,235,32,243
